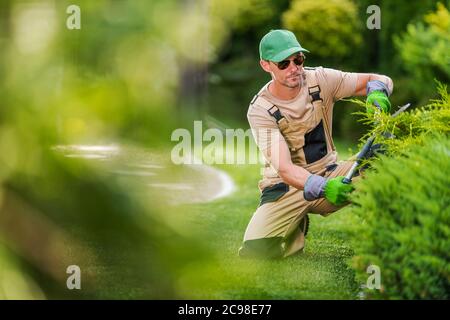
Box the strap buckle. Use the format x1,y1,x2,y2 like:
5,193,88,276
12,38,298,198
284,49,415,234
308,85,323,102
267,105,284,123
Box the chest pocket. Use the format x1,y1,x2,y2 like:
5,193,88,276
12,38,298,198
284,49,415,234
304,120,327,163
265,104,324,166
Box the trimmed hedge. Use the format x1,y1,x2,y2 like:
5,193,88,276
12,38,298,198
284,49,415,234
350,135,450,299
348,83,449,299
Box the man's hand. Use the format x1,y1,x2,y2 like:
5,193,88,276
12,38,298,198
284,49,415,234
304,175,354,206
323,176,354,205
366,80,392,113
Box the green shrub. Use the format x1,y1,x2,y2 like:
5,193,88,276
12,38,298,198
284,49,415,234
394,3,450,101
282,0,362,62
350,135,450,299
350,82,450,156
348,84,450,299
232,0,277,32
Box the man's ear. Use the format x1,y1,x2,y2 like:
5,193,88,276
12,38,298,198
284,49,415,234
260,60,272,73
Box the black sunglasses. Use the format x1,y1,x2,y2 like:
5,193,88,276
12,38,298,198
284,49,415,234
275,54,305,70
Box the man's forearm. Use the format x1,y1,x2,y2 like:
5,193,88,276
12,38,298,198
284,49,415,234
354,73,394,96
278,163,311,190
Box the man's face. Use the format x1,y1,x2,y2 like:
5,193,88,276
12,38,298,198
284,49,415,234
260,53,305,88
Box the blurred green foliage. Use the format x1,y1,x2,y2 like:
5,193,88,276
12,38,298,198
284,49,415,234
394,3,450,102
282,0,362,62
232,0,277,33
367,0,447,72
0,0,238,299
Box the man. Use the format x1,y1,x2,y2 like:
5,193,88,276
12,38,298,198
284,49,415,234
239,29,393,259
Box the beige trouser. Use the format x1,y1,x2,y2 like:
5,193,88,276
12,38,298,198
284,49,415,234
239,160,357,259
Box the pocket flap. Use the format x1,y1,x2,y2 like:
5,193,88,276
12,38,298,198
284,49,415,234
259,183,289,206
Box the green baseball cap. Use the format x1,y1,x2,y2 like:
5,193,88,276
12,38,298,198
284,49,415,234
259,29,309,62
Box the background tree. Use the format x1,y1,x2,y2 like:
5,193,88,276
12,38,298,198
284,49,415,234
282,0,362,67
394,3,450,104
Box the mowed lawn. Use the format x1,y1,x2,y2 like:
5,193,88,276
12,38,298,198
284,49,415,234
174,140,366,299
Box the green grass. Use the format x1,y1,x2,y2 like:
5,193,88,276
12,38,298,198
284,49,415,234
40,139,364,299
173,140,366,299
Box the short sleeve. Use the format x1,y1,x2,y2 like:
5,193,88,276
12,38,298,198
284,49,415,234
247,104,285,167
318,67,358,102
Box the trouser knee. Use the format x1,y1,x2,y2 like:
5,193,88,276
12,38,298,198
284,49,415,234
238,237,284,259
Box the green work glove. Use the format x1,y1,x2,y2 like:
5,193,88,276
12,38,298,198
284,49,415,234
366,80,392,113
323,176,354,206
304,175,354,206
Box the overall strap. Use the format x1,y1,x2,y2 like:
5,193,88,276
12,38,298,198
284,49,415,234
304,67,323,104
250,94,285,124
305,68,336,152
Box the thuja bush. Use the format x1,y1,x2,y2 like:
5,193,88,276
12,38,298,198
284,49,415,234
348,84,449,299
350,136,449,299
352,82,450,156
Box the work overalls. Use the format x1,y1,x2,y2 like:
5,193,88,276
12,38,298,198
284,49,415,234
239,68,357,259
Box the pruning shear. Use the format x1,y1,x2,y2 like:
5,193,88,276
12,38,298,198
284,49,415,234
342,103,411,184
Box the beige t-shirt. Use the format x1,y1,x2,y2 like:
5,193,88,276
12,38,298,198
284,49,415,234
248,67,358,176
